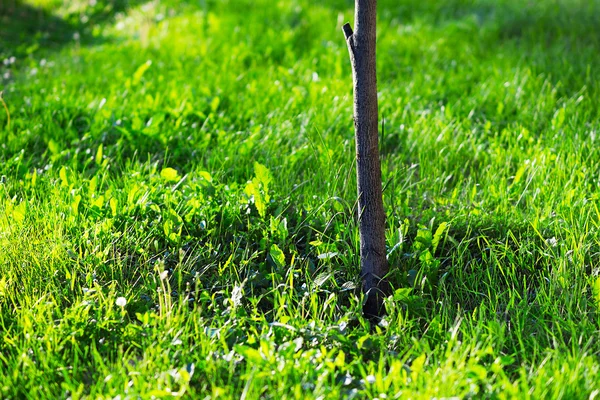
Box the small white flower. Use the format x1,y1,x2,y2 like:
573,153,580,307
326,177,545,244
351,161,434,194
115,297,127,307
159,270,169,280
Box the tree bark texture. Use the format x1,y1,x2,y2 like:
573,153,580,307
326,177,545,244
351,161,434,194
342,0,389,319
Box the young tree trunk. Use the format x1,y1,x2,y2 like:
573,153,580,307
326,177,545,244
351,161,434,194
342,0,389,319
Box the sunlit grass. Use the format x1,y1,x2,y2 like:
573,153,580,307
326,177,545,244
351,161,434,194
0,0,599,398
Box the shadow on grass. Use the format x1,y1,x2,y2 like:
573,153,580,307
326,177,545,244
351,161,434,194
0,1,73,57
0,0,147,58
377,0,600,82
385,216,600,355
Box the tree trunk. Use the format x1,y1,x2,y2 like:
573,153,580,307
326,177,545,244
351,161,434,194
342,0,389,319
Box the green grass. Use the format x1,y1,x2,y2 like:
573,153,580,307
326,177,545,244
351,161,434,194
1,0,600,398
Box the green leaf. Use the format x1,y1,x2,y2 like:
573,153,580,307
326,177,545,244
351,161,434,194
132,60,152,85
0,277,8,297
413,225,432,251
30,169,37,187
199,170,212,183
161,167,180,182
210,96,220,112
146,390,173,397
314,272,331,288
432,222,448,253
244,180,266,217
48,140,60,155
245,162,272,217
127,184,139,207
59,166,68,187
95,144,103,165
13,201,26,223
235,345,264,364
410,354,427,381
89,176,97,195
500,355,515,366
110,198,118,216
92,195,104,209
468,364,488,381
513,165,526,185
269,244,285,268
334,350,345,367
163,219,172,237
71,195,82,215
393,288,413,302
254,162,272,187
593,276,600,306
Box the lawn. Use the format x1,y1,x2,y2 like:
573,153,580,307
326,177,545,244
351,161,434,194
1,0,599,398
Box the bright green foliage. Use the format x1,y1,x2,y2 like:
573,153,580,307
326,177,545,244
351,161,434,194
244,162,272,218
1,0,600,398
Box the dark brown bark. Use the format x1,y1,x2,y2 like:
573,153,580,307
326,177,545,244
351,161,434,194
342,0,389,319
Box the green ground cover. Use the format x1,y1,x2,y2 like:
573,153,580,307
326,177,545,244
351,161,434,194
1,0,599,398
